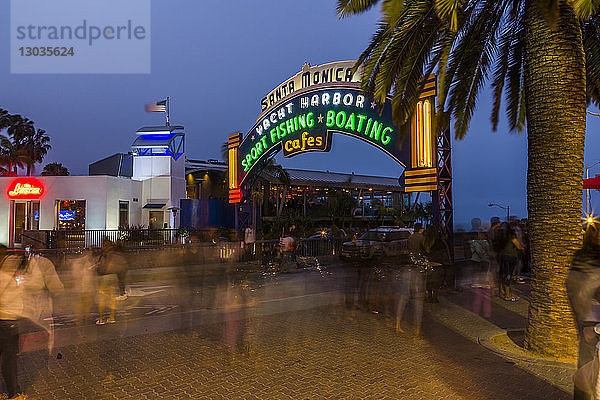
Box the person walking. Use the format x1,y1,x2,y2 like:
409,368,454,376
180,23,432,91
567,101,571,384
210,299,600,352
407,223,424,254
567,222,600,399
18,252,64,385
71,250,98,328
395,223,426,334
470,231,492,318
497,223,521,301
421,226,451,303
0,247,24,398
394,263,425,335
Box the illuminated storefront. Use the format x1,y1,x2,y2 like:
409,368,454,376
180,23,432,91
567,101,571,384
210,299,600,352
0,176,144,247
257,168,410,221
0,125,187,247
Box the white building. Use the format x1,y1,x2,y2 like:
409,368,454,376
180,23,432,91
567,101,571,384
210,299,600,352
0,125,187,247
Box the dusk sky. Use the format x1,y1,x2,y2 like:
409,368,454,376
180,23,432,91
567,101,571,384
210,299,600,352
2,0,600,227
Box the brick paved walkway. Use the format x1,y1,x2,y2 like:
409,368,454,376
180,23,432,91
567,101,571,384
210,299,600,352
15,303,568,400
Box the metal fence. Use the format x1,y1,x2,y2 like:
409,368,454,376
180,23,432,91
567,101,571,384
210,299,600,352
45,229,182,249
249,237,344,260
297,237,343,257
28,229,345,260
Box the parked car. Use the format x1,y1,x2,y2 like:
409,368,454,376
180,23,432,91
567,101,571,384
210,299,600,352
340,227,413,262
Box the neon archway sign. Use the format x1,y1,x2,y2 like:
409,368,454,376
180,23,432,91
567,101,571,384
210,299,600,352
228,61,438,203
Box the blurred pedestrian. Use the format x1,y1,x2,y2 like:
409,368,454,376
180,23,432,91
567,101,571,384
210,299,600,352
279,234,295,273
470,231,492,318
20,252,64,343
219,269,247,354
511,219,527,283
71,250,98,327
408,223,424,254
567,222,600,399
497,223,521,301
95,239,127,324
470,218,482,232
395,224,427,335
395,259,425,335
488,217,502,258
0,246,21,398
421,226,451,303
18,252,64,386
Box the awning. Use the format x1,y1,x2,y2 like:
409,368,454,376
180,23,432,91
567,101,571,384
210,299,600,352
143,203,166,209
584,176,600,190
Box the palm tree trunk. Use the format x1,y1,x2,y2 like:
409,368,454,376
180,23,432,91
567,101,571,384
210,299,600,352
523,1,584,360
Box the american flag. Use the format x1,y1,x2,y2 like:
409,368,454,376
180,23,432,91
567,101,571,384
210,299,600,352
145,99,167,113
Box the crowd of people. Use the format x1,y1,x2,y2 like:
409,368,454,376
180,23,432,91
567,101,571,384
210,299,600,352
343,223,452,336
0,239,131,398
4,218,600,398
463,217,530,319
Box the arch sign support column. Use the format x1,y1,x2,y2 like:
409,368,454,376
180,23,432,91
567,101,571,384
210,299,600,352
228,61,453,249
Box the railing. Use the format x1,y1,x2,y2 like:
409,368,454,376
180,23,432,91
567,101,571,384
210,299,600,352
247,237,344,261
45,229,182,249
27,229,345,261
298,237,343,257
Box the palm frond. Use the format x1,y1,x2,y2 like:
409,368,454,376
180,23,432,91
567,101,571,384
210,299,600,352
447,0,506,138
572,0,600,19
505,21,526,131
435,0,464,31
431,30,457,110
584,14,600,106
492,1,525,131
336,0,380,18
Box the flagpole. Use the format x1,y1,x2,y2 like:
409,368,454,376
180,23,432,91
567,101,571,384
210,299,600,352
166,96,170,126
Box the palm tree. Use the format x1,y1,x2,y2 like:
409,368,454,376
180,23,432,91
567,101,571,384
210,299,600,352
9,118,51,175
328,189,357,226
0,109,12,130
41,162,69,176
258,158,291,217
251,187,264,228
337,0,598,359
20,128,51,176
0,135,31,175
0,110,51,175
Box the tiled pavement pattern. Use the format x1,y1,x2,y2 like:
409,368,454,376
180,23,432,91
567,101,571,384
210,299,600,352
16,304,568,400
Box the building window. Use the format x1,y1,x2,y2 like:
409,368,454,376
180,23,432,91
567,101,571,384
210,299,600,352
29,201,40,230
56,200,86,230
148,210,164,229
119,201,129,229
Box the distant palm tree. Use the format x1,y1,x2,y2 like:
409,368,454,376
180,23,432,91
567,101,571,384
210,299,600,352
9,118,51,175
0,109,12,130
41,162,69,176
0,110,51,175
258,158,291,217
337,0,600,360
0,135,31,175
222,139,292,217
21,128,51,176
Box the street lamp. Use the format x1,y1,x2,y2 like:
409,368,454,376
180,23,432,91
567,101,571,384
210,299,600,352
488,203,510,223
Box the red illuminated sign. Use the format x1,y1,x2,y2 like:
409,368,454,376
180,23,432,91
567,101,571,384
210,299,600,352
8,178,44,199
